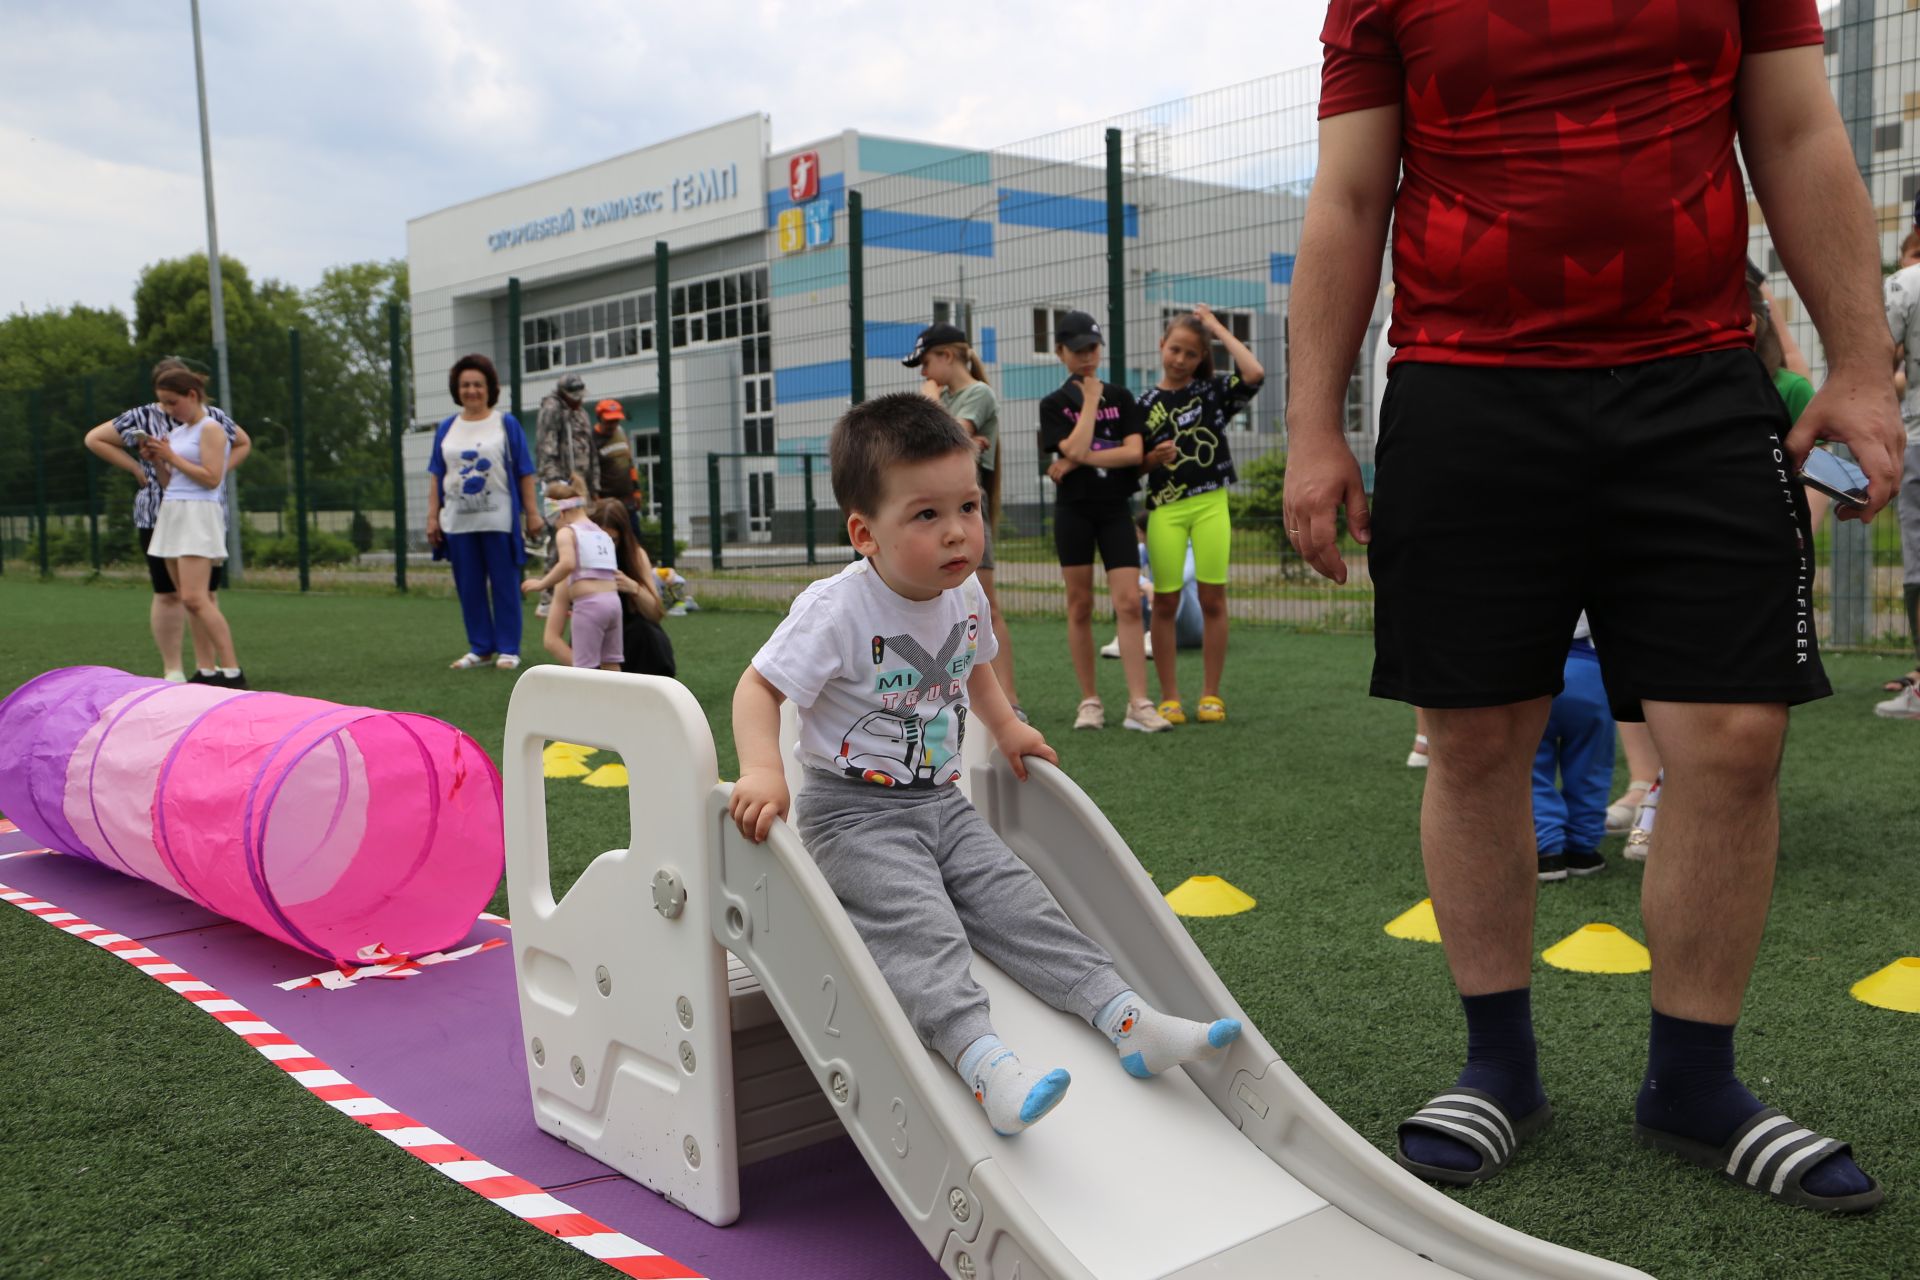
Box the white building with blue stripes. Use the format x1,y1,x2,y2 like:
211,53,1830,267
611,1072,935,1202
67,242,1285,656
406,114,1310,550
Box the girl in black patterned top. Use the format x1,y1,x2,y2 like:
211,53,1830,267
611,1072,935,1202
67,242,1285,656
1137,306,1263,724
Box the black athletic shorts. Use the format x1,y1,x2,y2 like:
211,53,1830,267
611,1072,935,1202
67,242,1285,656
139,525,224,595
1369,349,1830,719
1053,500,1136,572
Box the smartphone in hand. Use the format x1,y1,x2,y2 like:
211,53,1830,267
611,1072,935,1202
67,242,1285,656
1796,448,1871,509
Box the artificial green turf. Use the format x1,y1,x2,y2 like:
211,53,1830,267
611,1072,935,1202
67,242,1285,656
0,578,1915,1279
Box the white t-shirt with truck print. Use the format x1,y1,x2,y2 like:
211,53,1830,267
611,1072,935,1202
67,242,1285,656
752,559,997,790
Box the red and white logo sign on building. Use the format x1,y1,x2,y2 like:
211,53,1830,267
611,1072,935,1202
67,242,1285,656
789,152,820,203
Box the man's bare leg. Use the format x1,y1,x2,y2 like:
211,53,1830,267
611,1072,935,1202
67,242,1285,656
1396,699,1553,1175
1423,699,1551,995
1638,701,1783,1022
1634,700,1872,1198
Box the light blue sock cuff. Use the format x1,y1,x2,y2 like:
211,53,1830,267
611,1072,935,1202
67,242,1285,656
957,1034,1007,1080
1095,990,1138,1034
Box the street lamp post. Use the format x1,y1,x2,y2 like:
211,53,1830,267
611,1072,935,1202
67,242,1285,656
190,0,242,579
952,194,999,337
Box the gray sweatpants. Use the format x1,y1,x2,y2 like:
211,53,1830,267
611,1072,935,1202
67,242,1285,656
795,768,1127,1065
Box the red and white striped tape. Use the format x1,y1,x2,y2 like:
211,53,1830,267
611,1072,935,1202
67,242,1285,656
274,937,510,991
0,879,704,1280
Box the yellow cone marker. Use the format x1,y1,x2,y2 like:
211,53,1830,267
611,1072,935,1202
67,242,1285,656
1385,898,1442,944
1542,923,1650,974
1164,875,1256,917
582,763,630,789
1851,957,1920,1014
542,742,597,778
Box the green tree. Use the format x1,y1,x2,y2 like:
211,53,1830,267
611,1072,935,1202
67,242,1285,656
132,253,389,504
132,253,302,419
0,305,136,391
300,258,409,488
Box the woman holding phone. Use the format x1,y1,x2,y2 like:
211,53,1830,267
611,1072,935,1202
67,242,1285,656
84,358,251,684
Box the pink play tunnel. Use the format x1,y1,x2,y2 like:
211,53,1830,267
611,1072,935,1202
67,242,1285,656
0,667,503,963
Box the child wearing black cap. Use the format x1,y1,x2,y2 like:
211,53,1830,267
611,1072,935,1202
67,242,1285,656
1037,311,1169,733
907,322,1025,720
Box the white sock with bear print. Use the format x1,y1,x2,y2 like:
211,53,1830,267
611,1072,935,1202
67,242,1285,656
1096,991,1242,1079
957,1034,1070,1136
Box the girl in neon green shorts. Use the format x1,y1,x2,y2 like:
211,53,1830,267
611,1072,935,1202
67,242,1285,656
1139,306,1264,724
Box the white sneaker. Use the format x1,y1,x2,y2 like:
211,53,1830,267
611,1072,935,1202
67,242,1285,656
1874,685,1920,719
1074,697,1105,730
1123,698,1172,733
1405,734,1429,768
1099,634,1154,660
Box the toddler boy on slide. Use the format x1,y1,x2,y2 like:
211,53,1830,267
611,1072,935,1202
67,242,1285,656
729,393,1240,1134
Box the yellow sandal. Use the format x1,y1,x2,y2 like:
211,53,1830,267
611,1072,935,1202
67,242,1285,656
1156,699,1187,726
1197,695,1226,723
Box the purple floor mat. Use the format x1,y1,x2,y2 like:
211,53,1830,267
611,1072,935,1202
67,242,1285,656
0,849,936,1279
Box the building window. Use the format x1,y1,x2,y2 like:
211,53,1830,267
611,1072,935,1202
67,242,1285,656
522,268,775,466
1031,306,1085,355
523,267,772,377
743,373,775,454
1875,121,1903,153
933,297,975,338
1344,362,1365,436
632,430,661,519
523,290,653,375
747,470,775,539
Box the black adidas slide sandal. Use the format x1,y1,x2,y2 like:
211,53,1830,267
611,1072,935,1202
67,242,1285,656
1635,1107,1884,1213
1395,1087,1553,1186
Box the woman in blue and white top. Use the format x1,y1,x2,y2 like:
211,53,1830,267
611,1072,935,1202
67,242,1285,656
136,365,247,686
84,358,250,684
427,353,544,670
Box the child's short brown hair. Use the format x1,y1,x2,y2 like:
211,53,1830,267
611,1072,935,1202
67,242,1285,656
828,392,974,518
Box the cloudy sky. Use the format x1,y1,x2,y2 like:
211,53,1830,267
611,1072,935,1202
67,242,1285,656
2,1,1329,321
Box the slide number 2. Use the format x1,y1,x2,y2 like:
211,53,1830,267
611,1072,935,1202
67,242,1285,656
822,974,841,1038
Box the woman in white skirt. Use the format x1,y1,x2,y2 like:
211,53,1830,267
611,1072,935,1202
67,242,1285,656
142,365,246,688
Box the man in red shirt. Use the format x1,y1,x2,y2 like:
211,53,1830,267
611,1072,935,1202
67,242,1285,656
1285,0,1902,1211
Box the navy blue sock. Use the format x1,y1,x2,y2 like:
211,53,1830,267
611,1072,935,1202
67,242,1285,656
1638,1010,1869,1197
1401,988,1547,1172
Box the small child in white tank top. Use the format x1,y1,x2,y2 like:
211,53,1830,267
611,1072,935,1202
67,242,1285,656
522,481,624,669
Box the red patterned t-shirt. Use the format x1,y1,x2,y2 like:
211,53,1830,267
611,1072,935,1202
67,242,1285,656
1319,0,1825,367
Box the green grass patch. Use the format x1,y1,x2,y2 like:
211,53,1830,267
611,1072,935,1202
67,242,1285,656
0,578,1915,1278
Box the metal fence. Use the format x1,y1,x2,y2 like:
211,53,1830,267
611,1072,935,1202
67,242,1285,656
0,303,416,595
4,32,1916,649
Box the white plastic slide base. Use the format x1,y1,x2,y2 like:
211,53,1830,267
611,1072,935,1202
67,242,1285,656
502,669,740,1227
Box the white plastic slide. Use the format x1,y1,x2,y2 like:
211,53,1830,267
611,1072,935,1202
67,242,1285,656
503,669,1648,1280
